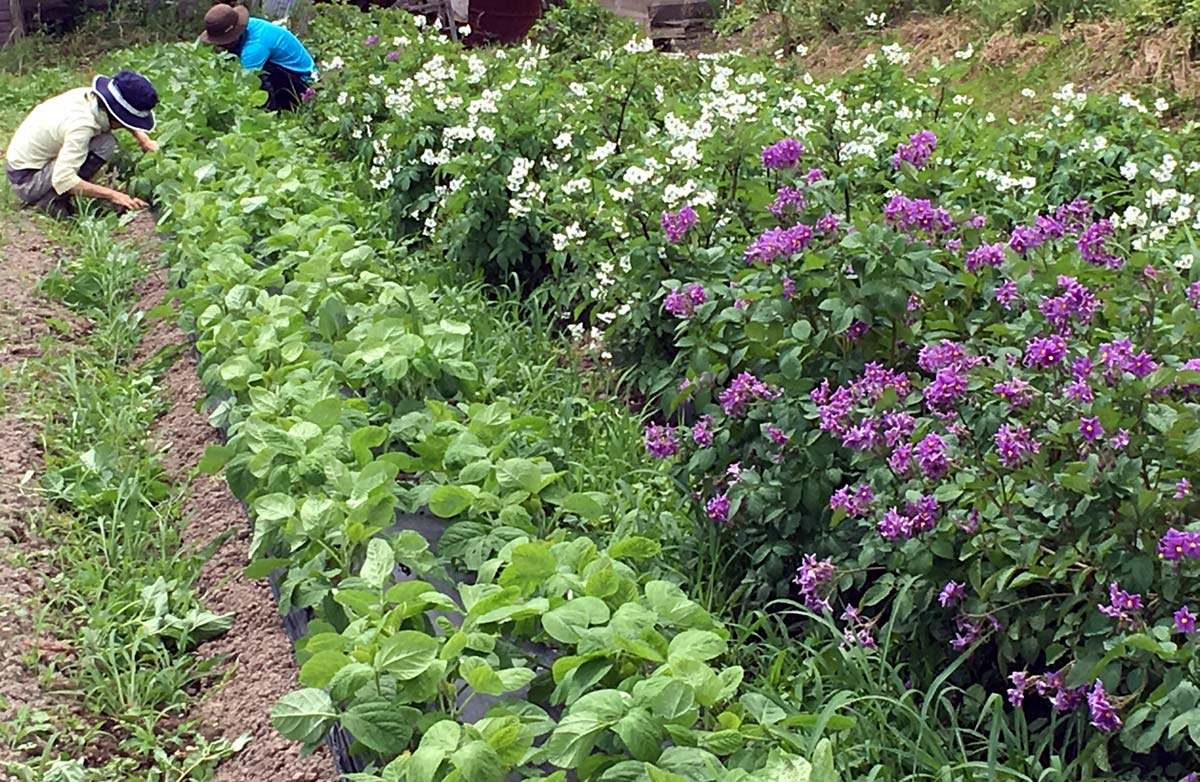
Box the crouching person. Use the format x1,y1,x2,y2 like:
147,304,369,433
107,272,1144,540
4,70,159,218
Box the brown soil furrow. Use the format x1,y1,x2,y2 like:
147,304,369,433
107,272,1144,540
0,217,76,776
128,214,335,782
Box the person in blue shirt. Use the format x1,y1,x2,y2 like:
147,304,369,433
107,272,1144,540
201,3,317,111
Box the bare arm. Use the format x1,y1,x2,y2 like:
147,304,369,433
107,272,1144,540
70,179,146,211
130,128,158,153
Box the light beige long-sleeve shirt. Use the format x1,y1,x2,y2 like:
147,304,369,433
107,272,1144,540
5,88,112,195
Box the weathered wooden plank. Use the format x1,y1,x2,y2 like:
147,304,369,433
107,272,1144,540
648,0,712,23
6,0,23,41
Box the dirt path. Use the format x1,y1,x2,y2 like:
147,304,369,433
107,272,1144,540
0,211,334,781
127,215,335,782
0,217,77,775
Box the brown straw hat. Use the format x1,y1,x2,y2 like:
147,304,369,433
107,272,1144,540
201,3,250,46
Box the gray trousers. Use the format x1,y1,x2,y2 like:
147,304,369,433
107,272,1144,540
5,133,117,217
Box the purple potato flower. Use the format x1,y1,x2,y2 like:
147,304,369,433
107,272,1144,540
1087,680,1122,733
938,581,966,608
761,138,804,170
662,205,698,243
644,424,679,458
1176,605,1197,634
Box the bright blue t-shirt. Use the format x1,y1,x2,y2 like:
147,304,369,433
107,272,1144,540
234,18,316,78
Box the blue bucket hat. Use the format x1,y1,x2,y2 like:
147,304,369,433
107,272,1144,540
92,70,158,132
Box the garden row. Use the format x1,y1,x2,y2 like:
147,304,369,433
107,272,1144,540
69,3,1200,779
295,3,1200,777
1,212,245,780
112,28,854,782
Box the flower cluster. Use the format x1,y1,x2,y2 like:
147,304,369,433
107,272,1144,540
705,493,730,523
718,372,778,417
1039,276,1098,331
877,496,939,542
829,483,874,517
882,195,955,240
1158,528,1200,561
892,130,936,169
840,605,877,649
1095,338,1158,382
965,243,1005,272
692,414,715,448
1097,581,1142,628
644,423,680,459
768,185,806,217
994,423,1040,468
1088,680,1122,733
812,364,912,437
792,554,835,612
664,283,706,317
662,205,698,243
743,223,815,264
950,613,1000,651
1077,219,1122,268
761,137,804,170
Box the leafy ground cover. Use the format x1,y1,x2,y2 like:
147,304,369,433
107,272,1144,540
5,0,1200,780
0,209,245,781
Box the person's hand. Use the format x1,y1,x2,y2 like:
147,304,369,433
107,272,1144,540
140,138,159,153
109,191,148,211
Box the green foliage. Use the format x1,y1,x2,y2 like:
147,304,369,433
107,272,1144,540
2,214,242,780
82,3,1200,780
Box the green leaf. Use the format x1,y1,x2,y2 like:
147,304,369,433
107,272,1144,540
544,689,631,767
496,458,545,494
271,688,336,746
461,657,536,695
498,541,557,594
561,492,608,521
645,679,697,724
761,749,813,782
330,662,374,702
341,699,418,755
299,649,351,688
542,596,611,644
243,557,290,579
375,630,439,680
811,738,838,782
668,630,727,664
740,693,787,726
350,425,389,467
696,729,743,755
429,485,475,518
657,747,724,782
409,720,462,782
360,538,395,590
254,493,296,521
608,535,663,560
614,707,663,761
197,444,233,474
43,760,86,782
647,766,689,782
452,739,504,782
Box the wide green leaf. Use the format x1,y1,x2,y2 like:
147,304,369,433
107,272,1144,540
375,630,439,680
429,485,475,518
299,649,352,688
340,699,418,754
360,537,395,589
271,688,336,746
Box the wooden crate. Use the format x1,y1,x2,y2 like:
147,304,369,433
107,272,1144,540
649,0,712,40
597,0,713,43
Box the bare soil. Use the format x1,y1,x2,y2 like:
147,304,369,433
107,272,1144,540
127,214,335,782
0,217,80,775
0,211,334,781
